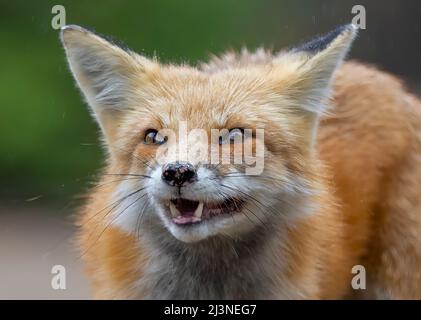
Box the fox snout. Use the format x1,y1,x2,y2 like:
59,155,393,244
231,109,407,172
161,161,197,187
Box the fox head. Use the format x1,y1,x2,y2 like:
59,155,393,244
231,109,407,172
61,25,356,243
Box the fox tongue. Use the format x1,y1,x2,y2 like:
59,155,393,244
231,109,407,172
174,199,198,217
170,199,205,225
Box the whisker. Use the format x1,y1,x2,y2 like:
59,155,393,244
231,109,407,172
84,186,148,225
94,177,147,189
103,173,152,178
108,144,157,171
216,189,240,223
135,197,151,241
219,184,280,225
220,184,267,212
80,190,149,258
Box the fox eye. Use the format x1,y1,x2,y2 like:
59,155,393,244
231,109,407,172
219,128,244,145
144,129,167,145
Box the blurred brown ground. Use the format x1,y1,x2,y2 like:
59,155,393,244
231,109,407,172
0,207,90,299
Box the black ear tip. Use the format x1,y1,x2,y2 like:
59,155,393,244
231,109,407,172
293,24,357,54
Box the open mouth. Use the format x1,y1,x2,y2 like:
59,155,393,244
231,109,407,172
167,197,244,225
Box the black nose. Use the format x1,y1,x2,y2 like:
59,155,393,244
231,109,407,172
162,162,197,186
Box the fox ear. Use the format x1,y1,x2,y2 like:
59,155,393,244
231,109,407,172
276,24,357,116
60,25,158,145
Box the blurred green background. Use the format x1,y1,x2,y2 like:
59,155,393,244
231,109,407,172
1,0,421,207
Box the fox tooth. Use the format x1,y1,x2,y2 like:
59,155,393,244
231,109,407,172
194,202,204,218
169,202,180,218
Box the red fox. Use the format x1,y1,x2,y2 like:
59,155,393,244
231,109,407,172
61,24,421,299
